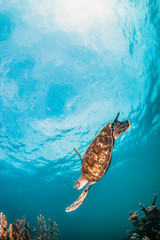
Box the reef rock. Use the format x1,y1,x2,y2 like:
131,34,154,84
128,194,160,240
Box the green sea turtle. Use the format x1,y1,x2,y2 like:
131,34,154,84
66,112,130,212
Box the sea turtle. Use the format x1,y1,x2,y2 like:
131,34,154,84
66,112,130,212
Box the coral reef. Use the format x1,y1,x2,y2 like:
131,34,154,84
128,194,160,240
37,215,59,240
0,212,59,240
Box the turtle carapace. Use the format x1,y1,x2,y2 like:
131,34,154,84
66,112,130,212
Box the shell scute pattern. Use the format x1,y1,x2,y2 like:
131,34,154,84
97,152,106,164
81,124,114,182
93,145,100,154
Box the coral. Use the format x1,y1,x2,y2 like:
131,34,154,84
128,194,160,240
129,212,139,221
11,216,32,239
37,215,59,240
0,212,8,239
0,212,59,240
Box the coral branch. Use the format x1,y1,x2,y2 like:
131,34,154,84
0,212,59,240
152,193,157,206
128,194,160,240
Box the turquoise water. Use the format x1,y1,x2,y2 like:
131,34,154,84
0,0,160,239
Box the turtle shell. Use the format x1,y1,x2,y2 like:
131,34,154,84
81,123,114,182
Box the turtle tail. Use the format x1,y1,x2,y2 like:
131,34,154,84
66,183,92,212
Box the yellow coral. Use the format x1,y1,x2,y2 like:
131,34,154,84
128,211,139,221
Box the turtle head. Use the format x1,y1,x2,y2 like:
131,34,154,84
112,112,130,140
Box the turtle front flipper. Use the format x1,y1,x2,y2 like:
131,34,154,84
66,183,93,212
73,147,83,161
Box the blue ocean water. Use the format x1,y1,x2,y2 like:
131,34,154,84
0,0,160,239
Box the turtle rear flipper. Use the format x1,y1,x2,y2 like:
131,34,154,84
66,183,92,212
74,176,88,190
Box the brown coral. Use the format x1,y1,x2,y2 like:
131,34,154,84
0,212,59,240
127,194,160,240
37,215,59,240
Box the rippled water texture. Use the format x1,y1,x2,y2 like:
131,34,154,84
0,0,160,239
